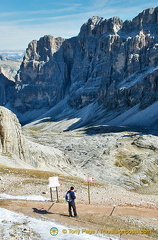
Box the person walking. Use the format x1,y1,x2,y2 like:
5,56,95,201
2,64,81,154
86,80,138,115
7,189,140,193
65,186,78,217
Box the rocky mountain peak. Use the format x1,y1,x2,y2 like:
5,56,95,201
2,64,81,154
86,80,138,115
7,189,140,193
85,15,104,29
3,6,158,130
24,35,65,62
78,16,103,37
16,35,65,85
123,7,158,33
133,7,158,26
79,15,123,36
79,7,158,37
107,16,123,33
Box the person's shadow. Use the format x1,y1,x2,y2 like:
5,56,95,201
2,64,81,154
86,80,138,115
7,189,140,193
32,208,53,214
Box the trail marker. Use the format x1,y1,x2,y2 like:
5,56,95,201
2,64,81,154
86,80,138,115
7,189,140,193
48,176,61,202
84,177,94,182
84,177,94,204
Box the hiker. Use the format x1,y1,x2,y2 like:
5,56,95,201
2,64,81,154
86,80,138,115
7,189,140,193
65,186,78,217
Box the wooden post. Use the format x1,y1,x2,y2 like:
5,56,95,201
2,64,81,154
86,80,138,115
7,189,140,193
56,187,59,203
109,205,116,216
47,202,55,211
50,187,53,202
88,181,90,204
84,177,94,204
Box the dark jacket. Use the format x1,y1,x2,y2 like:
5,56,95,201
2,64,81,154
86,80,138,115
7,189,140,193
66,190,76,203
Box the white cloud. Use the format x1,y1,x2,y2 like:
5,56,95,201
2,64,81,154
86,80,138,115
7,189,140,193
0,1,158,49
0,5,82,18
0,19,83,49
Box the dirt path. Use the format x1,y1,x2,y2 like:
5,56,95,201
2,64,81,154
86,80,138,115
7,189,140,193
1,199,158,240
1,167,158,239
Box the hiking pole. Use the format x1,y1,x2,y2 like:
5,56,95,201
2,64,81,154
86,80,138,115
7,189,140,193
47,202,55,211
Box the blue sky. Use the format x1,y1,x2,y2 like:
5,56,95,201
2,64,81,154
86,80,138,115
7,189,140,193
0,0,158,50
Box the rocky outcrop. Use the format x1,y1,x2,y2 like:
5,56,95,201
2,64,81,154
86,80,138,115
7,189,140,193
0,55,21,106
0,67,15,106
0,106,75,173
0,106,25,157
6,7,158,128
13,35,65,113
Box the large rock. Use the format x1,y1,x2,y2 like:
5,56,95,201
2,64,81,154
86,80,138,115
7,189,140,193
0,106,76,174
0,106,24,155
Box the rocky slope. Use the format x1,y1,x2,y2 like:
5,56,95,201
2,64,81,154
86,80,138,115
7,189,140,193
6,7,158,129
22,119,158,189
0,7,158,190
0,54,22,77
0,106,75,175
0,105,158,189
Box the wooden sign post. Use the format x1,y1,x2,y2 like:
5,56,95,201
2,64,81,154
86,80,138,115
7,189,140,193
56,186,59,202
88,181,90,204
50,187,53,202
84,177,94,204
48,176,61,202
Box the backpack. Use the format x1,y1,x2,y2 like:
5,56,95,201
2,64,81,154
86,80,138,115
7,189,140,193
65,192,72,202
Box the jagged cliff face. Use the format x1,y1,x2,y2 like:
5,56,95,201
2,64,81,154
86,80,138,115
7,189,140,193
10,7,158,128
0,106,25,159
0,67,15,106
13,35,65,112
0,106,76,173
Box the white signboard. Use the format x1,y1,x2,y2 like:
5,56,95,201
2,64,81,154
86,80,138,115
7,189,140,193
84,177,94,182
49,176,61,188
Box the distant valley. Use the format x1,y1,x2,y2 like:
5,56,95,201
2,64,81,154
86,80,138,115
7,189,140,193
0,7,158,189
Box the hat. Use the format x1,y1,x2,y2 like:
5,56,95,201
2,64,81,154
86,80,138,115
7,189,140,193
70,186,74,190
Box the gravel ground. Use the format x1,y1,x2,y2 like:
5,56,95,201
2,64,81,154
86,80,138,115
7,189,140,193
1,168,158,240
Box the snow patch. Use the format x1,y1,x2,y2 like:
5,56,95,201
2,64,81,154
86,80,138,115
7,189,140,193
118,66,158,89
107,101,158,129
0,207,119,240
0,193,50,201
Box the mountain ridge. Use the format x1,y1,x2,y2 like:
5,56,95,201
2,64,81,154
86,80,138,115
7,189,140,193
0,8,158,188
1,6,158,130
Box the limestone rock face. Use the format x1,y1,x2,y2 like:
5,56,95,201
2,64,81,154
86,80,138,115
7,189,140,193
0,106,74,173
0,67,15,106
79,16,123,37
13,35,65,113
0,106,25,157
7,7,158,128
